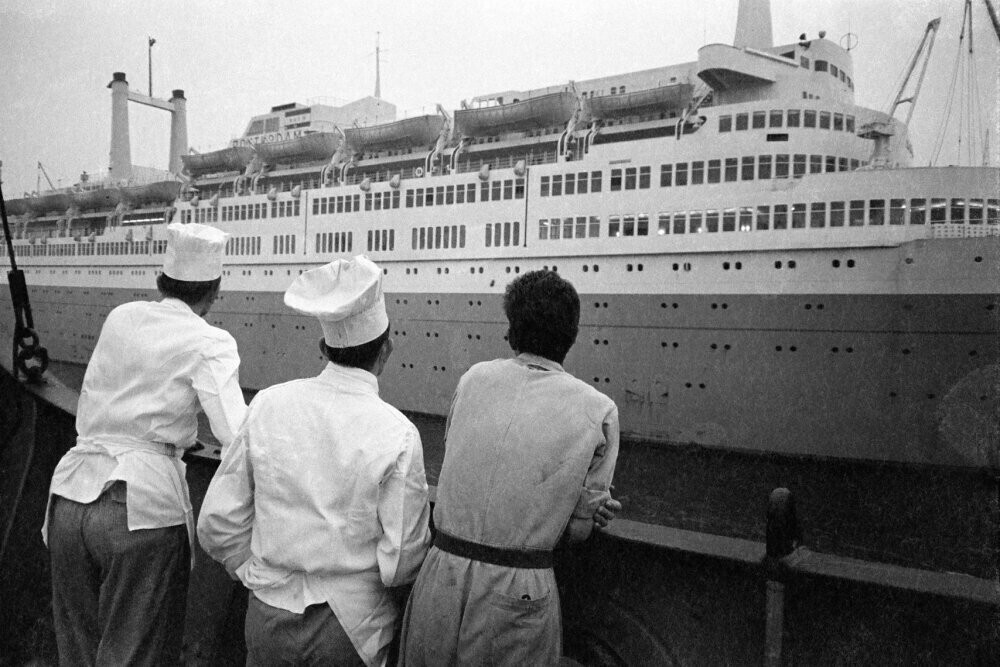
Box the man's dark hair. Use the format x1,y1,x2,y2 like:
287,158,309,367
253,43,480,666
504,270,580,364
322,325,391,370
156,273,221,306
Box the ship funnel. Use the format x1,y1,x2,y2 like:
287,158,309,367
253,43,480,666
734,0,773,49
169,90,188,176
108,72,133,183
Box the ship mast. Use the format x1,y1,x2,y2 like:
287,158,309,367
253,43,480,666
374,32,381,100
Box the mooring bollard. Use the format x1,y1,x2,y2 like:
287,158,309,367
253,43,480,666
764,487,801,667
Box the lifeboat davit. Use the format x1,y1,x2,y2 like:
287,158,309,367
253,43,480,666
343,116,444,151
180,146,256,176
455,91,577,136
254,131,341,162
583,83,694,120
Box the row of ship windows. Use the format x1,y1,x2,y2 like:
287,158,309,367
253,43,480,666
538,197,1000,239
7,240,168,258
718,109,855,133
11,197,998,261
309,179,530,217
539,155,862,198
216,200,303,222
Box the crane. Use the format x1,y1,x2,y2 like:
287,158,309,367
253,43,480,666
36,162,56,193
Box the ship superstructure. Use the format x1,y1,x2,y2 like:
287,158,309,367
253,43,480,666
2,1,998,467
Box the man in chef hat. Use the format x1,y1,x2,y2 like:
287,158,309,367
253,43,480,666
46,222,248,665
199,255,431,667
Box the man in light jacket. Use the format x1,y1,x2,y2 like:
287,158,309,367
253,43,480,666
198,255,431,667
45,222,247,666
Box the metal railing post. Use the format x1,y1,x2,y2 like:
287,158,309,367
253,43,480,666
764,487,801,667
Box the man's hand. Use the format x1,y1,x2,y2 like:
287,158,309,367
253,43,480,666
593,496,622,529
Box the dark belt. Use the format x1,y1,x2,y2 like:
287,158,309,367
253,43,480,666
433,530,553,569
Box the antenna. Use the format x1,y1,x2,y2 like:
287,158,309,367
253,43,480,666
374,32,381,99
148,36,156,97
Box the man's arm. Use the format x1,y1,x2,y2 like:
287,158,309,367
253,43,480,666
197,424,255,578
192,334,248,449
564,405,622,543
376,426,432,588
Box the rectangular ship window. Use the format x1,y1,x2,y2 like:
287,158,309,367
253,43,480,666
705,210,719,232
735,113,749,130
608,216,621,237
673,212,686,234
968,199,983,224
504,180,514,200
769,110,783,127
689,212,703,234
773,205,788,230
722,208,736,232
719,115,732,132
564,173,576,195
591,171,603,192
758,155,772,179
775,154,790,179
691,161,705,185
658,213,670,235
752,111,766,129
539,219,549,240
793,154,807,178
908,199,926,225
849,200,866,226
577,172,588,194
833,113,844,131
819,111,831,129
889,199,906,224
675,163,688,186
740,207,754,231
637,214,649,235
575,216,587,238
588,216,600,237
951,198,966,223
803,110,817,128
563,217,574,239
467,184,476,202
787,109,801,127
639,166,651,189
810,155,823,174
756,206,770,230
610,169,622,191
741,156,755,181
515,178,525,199
792,203,807,228
660,164,672,187
825,155,837,172
622,215,635,236
708,159,721,183
625,167,637,190
810,202,827,227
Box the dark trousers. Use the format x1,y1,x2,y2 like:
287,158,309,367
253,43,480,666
48,482,190,667
245,594,365,667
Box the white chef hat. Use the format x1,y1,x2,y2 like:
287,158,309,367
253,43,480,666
284,256,388,347
162,222,229,281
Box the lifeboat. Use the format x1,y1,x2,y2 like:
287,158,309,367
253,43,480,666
583,83,693,119
72,186,122,211
121,180,183,207
4,198,29,216
343,115,444,151
254,131,341,163
180,146,255,176
455,91,577,136
26,191,73,215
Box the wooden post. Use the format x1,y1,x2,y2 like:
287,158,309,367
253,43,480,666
764,487,801,667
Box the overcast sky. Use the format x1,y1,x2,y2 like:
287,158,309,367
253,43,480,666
1,0,996,196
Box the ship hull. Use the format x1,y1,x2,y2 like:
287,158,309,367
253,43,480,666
4,238,996,468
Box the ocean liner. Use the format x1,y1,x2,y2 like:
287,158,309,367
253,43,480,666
2,0,998,467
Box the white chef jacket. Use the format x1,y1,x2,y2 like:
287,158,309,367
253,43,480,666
43,298,247,546
197,362,432,667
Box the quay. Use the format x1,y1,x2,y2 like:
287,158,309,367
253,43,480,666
2,363,996,665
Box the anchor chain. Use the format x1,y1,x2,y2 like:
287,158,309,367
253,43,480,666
1,163,49,383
